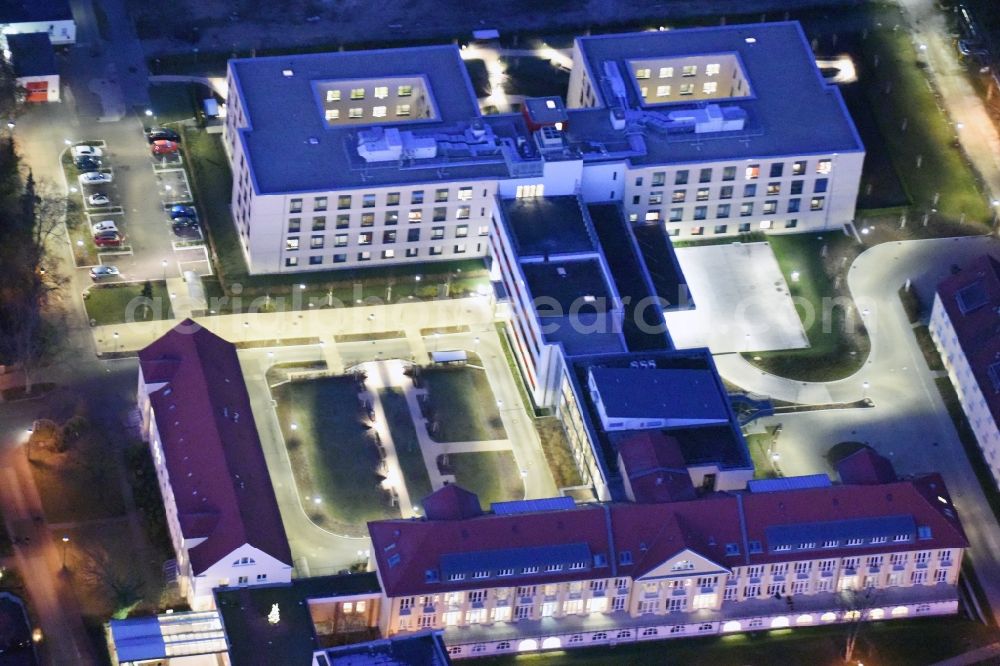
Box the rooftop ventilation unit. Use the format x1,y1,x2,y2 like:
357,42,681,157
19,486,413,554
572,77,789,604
282,69,294,77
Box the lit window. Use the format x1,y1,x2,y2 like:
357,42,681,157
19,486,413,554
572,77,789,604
759,220,772,230
703,82,718,94
326,89,341,102
658,66,673,78
359,232,372,245
679,83,694,95
640,86,648,98
793,160,807,175
656,85,671,97
706,63,721,76
458,187,473,200
397,85,412,97
645,211,661,222
285,237,299,250
635,68,651,79
374,86,388,99
349,108,363,119
396,104,411,116
810,197,825,211
817,159,832,174
682,65,697,77
382,249,395,259
746,164,760,180
372,106,387,118
325,109,339,121
350,88,365,100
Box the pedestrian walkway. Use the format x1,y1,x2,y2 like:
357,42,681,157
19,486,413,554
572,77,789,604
0,447,95,664
928,642,1000,666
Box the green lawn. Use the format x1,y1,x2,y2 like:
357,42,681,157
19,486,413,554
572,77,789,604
503,56,569,98
859,29,990,224
148,83,199,123
440,451,523,508
29,434,126,523
378,388,434,509
422,365,506,442
478,616,997,666
83,282,174,326
742,233,869,381
536,417,583,489
273,377,398,535
745,433,780,480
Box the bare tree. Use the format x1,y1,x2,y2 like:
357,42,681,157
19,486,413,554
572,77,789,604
840,586,880,663
79,543,145,619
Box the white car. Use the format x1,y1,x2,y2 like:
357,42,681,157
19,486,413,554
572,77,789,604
79,172,112,185
91,220,118,234
87,193,110,206
71,145,104,159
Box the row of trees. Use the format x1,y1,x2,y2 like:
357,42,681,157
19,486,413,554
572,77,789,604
0,139,65,390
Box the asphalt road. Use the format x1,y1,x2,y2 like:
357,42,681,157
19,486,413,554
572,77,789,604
719,235,1000,625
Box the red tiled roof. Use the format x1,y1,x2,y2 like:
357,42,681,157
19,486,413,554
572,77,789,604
369,475,967,595
139,320,292,575
837,447,897,485
936,255,1000,425
617,431,696,503
423,484,483,520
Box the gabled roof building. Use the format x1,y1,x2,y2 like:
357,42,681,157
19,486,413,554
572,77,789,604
930,254,1000,489
369,469,966,659
138,320,293,610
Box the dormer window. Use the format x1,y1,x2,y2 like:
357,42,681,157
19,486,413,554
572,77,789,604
619,551,633,565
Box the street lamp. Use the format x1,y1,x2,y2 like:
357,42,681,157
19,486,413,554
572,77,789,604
113,331,119,352
161,259,168,281
862,380,870,399
61,536,69,569
145,109,153,117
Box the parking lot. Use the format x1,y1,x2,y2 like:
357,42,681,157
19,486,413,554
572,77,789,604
664,242,809,354
64,124,212,284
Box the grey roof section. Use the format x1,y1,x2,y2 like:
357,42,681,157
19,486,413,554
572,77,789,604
318,632,450,666
7,33,56,77
572,22,863,163
230,46,509,193
501,196,597,256
0,0,71,22
440,543,591,578
590,366,729,421
521,259,612,313
766,515,917,552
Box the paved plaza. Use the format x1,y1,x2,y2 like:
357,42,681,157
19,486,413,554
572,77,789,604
666,242,809,353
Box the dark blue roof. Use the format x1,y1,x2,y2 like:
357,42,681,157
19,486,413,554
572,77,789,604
230,46,508,193
766,514,916,552
0,0,71,22
492,497,576,515
319,632,450,666
573,22,863,163
7,33,56,77
109,617,165,662
590,366,729,421
440,543,591,578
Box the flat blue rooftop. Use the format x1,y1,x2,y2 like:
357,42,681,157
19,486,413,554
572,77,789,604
590,366,729,422
572,22,863,162
230,45,508,193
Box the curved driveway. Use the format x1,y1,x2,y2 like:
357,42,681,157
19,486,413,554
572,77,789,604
717,234,1000,623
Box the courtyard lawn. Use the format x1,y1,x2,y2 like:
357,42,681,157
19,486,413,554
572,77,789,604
745,433,780,480
502,56,569,98
422,364,506,442
439,451,523,508
477,615,996,666
743,233,869,382
378,388,434,509
273,377,398,535
84,282,174,326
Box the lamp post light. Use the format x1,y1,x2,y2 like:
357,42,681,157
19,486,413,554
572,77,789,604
862,380,870,399
61,536,70,569
113,331,119,352
161,259,168,281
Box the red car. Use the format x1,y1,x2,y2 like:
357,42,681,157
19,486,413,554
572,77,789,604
151,140,179,155
93,231,125,247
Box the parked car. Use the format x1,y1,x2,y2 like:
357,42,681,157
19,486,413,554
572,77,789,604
87,193,111,206
958,39,989,57
71,144,104,159
93,231,124,247
146,127,180,143
75,156,102,172
151,140,179,155
169,205,196,219
172,217,199,231
91,220,119,234
89,265,120,280
79,172,112,185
